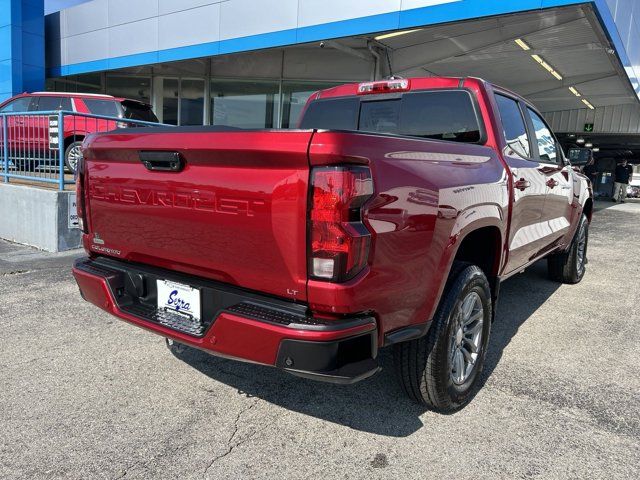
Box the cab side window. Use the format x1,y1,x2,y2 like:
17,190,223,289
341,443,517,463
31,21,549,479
495,94,530,158
526,108,557,164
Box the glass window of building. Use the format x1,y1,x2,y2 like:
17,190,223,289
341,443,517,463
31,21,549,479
281,81,342,128
180,79,205,126
46,74,103,94
162,78,179,125
106,75,151,103
76,74,103,93
210,80,280,128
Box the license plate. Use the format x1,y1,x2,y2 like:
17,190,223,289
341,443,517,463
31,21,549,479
156,279,201,321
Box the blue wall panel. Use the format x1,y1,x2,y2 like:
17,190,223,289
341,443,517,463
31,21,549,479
0,0,45,102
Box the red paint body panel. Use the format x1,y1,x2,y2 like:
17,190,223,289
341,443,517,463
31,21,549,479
306,130,508,335
74,77,592,373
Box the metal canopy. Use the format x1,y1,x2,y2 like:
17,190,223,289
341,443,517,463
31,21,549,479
326,4,636,114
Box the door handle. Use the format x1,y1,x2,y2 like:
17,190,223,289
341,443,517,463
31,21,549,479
139,151,184,172
514,178,531,191
546,178,559,188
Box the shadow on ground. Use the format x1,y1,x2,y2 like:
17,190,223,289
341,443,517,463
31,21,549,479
594,197,640,212
173,261,560,437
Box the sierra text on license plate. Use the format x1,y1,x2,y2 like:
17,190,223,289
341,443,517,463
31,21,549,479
156,279,201,321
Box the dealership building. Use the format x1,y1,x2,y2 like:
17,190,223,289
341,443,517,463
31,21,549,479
1,0,639,133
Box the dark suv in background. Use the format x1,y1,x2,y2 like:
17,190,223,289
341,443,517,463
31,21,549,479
0,92,158,172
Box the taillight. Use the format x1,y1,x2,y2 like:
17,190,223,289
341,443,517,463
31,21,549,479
75,151,88,234
309,166,374,282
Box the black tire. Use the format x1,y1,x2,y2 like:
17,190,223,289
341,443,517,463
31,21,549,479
547,214,589,284
64,141,83,173
394,262,492,412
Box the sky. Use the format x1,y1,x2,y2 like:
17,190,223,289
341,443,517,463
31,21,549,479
45,0,93,15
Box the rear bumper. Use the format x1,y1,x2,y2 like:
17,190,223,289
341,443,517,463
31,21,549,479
72,257,379,384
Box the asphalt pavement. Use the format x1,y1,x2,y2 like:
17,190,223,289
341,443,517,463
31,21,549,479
1,200,638,479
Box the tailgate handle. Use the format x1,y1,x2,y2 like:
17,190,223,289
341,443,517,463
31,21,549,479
139,151,184,172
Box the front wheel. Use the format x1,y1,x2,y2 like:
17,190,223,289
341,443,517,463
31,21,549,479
64,141,83,173
394,262,492,412
547,214,589,284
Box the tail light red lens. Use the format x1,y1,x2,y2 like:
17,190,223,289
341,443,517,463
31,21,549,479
309,166,373,282
75,151,88,234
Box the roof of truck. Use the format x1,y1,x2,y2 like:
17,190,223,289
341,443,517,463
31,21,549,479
313,77,489,100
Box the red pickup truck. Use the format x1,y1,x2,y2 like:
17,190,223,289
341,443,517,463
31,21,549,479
72,77,592,412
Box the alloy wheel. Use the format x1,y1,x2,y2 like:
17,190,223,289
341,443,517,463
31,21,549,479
67,145,82,172
576,223,587,276
449,291,484,385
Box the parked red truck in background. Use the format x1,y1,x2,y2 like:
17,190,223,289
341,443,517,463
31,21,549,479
72,77,593,412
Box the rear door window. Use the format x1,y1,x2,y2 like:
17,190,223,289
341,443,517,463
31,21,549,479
35,96,72,111
495,94,531,158
83,99,122,118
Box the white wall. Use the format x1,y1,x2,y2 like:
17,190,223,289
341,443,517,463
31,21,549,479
545,103,640,134
46,0,461,67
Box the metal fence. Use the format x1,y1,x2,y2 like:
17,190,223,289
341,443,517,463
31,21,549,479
1,110,166,191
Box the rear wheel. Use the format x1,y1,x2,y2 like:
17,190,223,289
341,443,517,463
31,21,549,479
547,214,589,284
64,141,83,173
394,262,492,412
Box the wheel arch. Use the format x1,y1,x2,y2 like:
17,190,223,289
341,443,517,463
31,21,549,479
451,225,503,293
430,221,504,324
63,135,85,152
582,197,594,223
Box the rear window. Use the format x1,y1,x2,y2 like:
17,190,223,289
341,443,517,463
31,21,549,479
299,90,482,143
120,101,158,122
299,97,359,131
83,99,121,117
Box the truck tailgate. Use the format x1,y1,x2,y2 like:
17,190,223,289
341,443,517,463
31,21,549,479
83,129,312,301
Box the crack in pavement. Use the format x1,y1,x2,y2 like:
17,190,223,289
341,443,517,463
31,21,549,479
111,434,192,479
202,398,260,478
